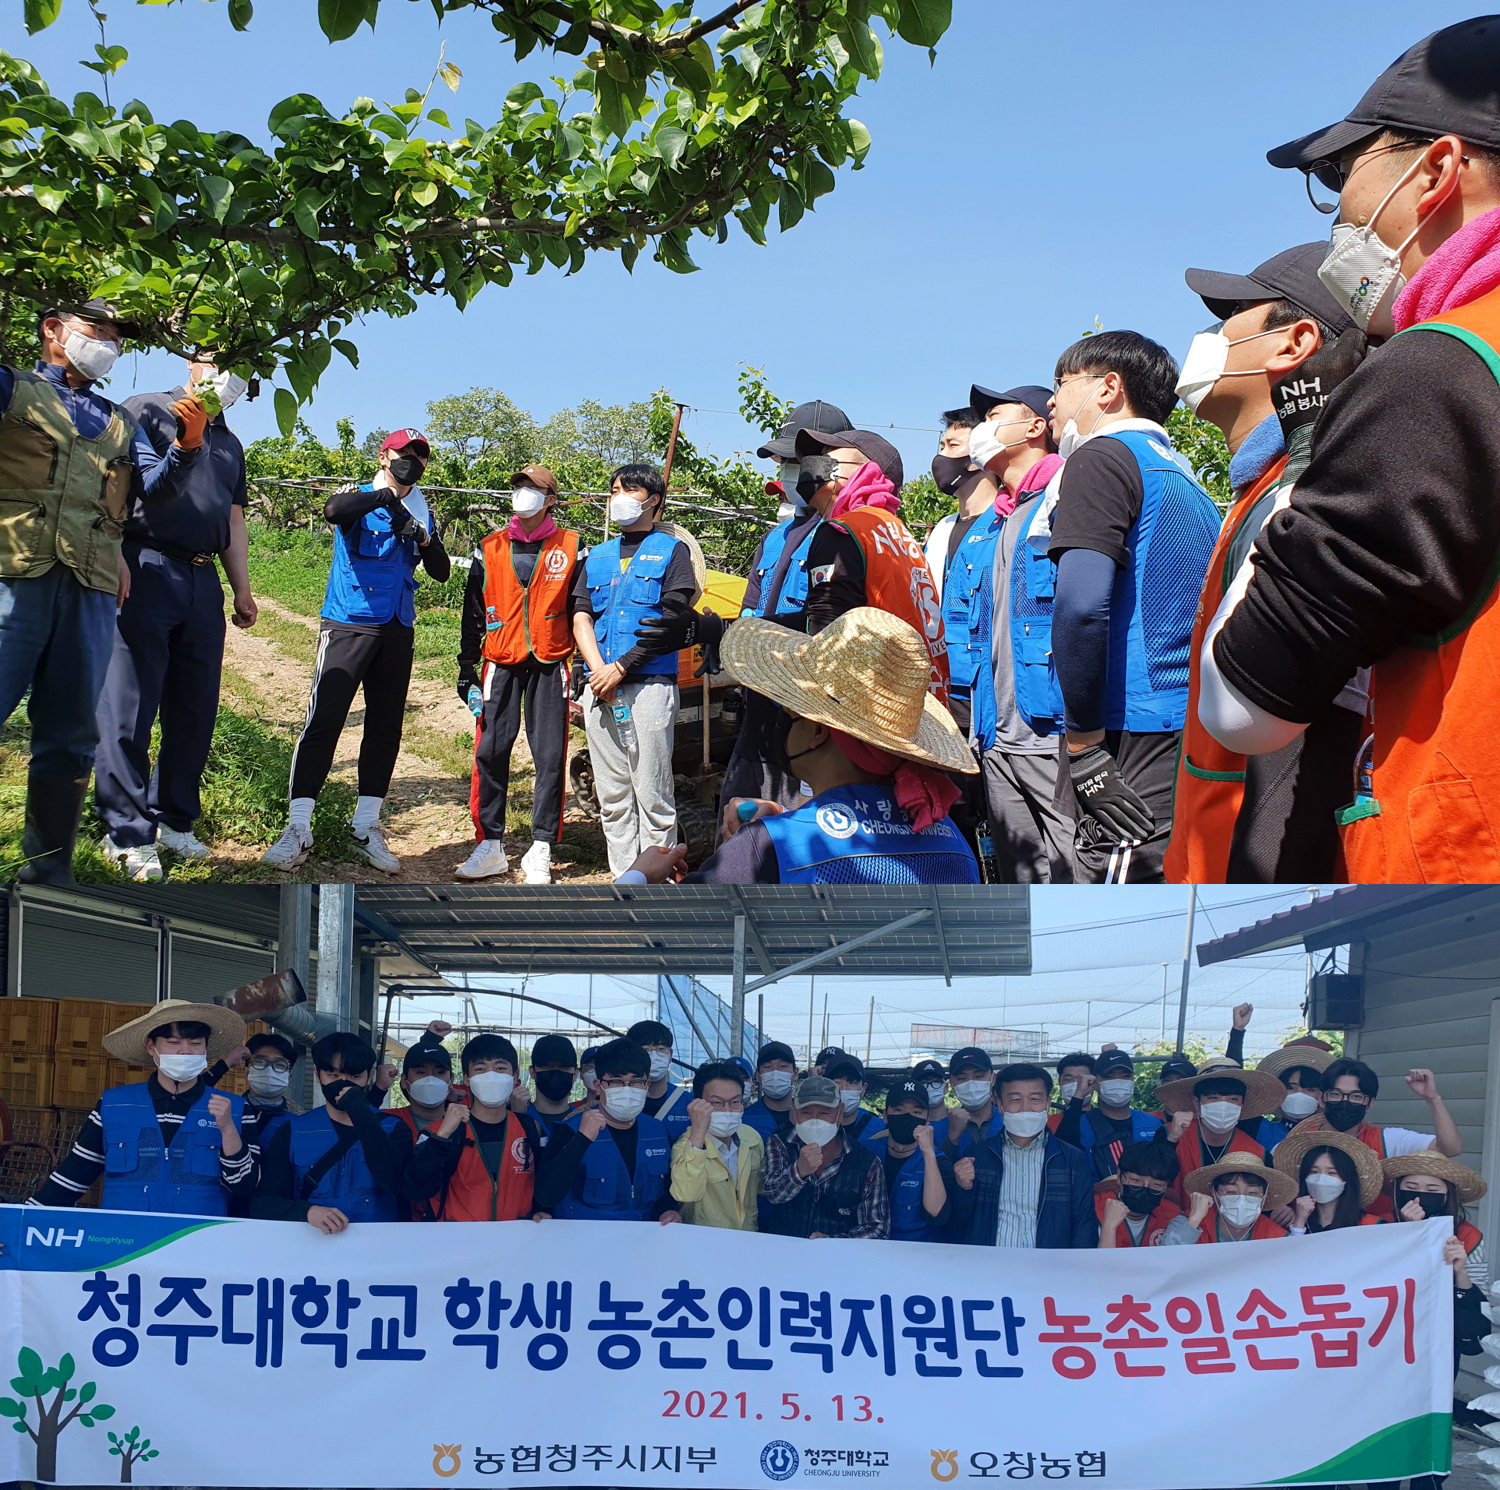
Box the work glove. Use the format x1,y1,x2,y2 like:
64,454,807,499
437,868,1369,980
635,609,726,677
170,394,209,451
466,687,483,718
457,671,483,716
1068,743,1155,844
388,508,430,547
1271,326,1368,478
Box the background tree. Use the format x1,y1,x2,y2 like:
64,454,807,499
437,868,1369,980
0,1348,114,1482
106,1423,160,1484
1166,406,1232,509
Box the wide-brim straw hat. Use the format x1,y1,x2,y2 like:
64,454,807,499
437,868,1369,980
1382,1151,1487,1204
1273,1125,1384,1208
1184,1153,1298,1208
1257,1044,1338,1082
103,999,247,1064
654,522,706,605
1155,1065,1285,1118
722,608,978,775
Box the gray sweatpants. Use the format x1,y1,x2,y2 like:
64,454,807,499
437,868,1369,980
981,746,1075,884
584,677,679,876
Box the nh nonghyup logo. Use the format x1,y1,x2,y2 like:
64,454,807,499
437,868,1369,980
761,1442,799,1481
815,805,859,839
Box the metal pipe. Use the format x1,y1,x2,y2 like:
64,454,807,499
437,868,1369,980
1175,888,1197,1054
730,915,747,1059
864,996,874,1063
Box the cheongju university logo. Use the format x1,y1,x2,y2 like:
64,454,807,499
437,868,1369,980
761,1441,800,1481
815,805,859,839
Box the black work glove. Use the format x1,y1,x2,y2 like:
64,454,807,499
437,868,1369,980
1069,743,1155,844
1270,327,1368,475
323,1078,369,1114
386,507,430,547
635,609,726,677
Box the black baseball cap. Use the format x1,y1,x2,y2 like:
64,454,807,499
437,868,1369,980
970,384,1052,422
758,399,853,460
1096,1049,1136,1077
1184,243,1356,336
531,1033,577,1067
887,1079,926,1106
1267,16,1500,171
948,1046,993,1075
403,1040,453,1074
825,1054,866,1082
814,1045,847,1067
794,427,904,490
911,1058,947,1083
1158,1054,1197,1082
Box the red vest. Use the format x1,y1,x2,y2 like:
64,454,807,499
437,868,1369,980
1095,1191,1179,1247
1171,1122,1267,1209
480,527,578,665
1193,1213,1288,1243
439,1110,536,1222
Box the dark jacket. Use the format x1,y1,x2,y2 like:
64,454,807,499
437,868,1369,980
949,1129,1098,1248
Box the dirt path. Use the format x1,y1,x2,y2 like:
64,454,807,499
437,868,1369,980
216,595,611,884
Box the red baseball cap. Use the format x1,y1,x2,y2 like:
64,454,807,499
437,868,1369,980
380,428,430,457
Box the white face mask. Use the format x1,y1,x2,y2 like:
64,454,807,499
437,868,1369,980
968,417,1032,471
468,1071,515,1107
609,494,647,525
1280,1090,1320,1120
924,1082,946,1108
512,486,548,518
1217,1191,1264,1228
603,1085,648,1121
247,1065,290,1098
1002,1109,1048,1139
759,1070,794,1100
581,1067,596,1090
63,329,120,382
776,502,797,523
1199,1100,1243,1134
1305,1172,1346,1203
1174,324,1292,415
955,1079,992,1110
1055,377,1106,458
407,1075,450,1108
1059,1081,1078,1103
709,1111,743,1139
795,1117,838,1147
838,1088,861,1114
155,1051,207,1082
648,1051,673,1082
1099,1078,1137,1108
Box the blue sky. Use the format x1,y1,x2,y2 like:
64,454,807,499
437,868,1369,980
18,0,1477,481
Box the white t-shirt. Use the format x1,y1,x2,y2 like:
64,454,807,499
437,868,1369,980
1378,1126,1439,1158
713,1133,740,1186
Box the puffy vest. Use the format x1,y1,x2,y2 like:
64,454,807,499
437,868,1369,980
1094,1191,1179,1247
1164,454,1291,884
554,1112,671,1221
437,1111,537,1222
1337,285,1500,882
830,507,951,704
0,368,135,594
759,782,980,885
583,529,681,677
941,511,1005,716
100,1082,242,1216
886,1146,943,1243
289,1107,404,1223
322,482,423,627
764,1135,878,1239
1011,432,1221,735
749,518,820,618
480,526,578,665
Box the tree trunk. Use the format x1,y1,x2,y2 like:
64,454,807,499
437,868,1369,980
120,1450,134,1483
35,1425,58,1483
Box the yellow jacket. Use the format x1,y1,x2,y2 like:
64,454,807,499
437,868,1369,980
670,1126,763,1231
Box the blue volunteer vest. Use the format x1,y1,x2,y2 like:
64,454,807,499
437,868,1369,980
289,1107,404,1223
100,1082,243,1216
760,783,980,885
1254,1116,1292,1151
1010,432,1221,735
554,1111,671,1220
584,529,680,676
886,1145,943,1243
1076,1107,1163,1179
248,1098,294,1151
941,510,1004,697
322,483,422,627
747,518,820,618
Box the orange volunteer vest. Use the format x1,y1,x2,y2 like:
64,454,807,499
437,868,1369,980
439,1110,537,1222
829,507,951,704
1164,456,1288,884
1171,1122,1268,1208
1337,284,1500,881
1095,1191,1179,1247
479,527,578,666
1194,1213,1288,1242
391,1106,441,1221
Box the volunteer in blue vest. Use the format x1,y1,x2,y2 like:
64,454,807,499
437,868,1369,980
1042,333,1220,883
938,1046,1003,1160
627,1018,693,1145
617,607,981,885
1051,1049,1162,1179
95,359,259,882
455,463,578,885
29,998,255,1214
971,385,1074,884
874,1078,956,1242
526,1033,581,1144
743,1041,799,1143
825,1054,887,1153
1,300,201,884
533,1037,682,1223
251,1031,438,1231
262,429,451,874
570,464,696,877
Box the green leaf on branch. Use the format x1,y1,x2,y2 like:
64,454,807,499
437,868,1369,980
87,1404,113,1421
229,0,254,30
23,0,62,33
895,0,952,47
654,125,689,170
274,388,298,437
318,0,375,42
200,176,233,223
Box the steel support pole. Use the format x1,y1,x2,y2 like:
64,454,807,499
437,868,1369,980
1174,888,1197,1054
314,886,355,1106
730,915,747,1059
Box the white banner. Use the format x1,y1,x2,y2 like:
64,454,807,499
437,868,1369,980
0,1205,1454,1489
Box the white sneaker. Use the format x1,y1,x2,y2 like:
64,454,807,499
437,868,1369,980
157,823,212,860
351,822,400,874
261,822,313,869
455,838,510,879
101,837,163,882
520,840,552,885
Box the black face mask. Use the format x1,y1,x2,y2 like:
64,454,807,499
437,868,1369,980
388,454,425,486
1322,1098,1367,1132
770,709,819,778
321,1078,363,1111
1396,1187,1449,1221
885,1113,923,1146
1120,1184,1164,1217
932,453,979,496
534,1069,575,1102
795,454,840,503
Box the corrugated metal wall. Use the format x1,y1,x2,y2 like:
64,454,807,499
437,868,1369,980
168,937,274,1005
19,908,158,1004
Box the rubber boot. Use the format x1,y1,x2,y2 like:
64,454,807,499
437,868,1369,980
15,771,90,884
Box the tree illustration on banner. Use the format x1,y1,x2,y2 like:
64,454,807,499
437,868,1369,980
106,1424,159,1483
0,1348,115,1481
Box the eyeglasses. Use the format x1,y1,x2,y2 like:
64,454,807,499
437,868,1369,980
1329,1089,1371,1106
1300,138,1443,214
1051,373,1101,395
248,1058,292,1073
700,1096,745,1111
599,1076,649,1091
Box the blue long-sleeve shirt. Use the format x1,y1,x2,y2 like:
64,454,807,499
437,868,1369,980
1051,547,1116,734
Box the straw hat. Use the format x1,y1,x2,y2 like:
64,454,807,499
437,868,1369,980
1273,1126,1384,1208
721,608,978,774
102,999,247,1064
654,522,706,605
1183,1152,1298,1208
1257,1044,1338,1083
1382,1151,1487,1204
1154,1064,1285,1119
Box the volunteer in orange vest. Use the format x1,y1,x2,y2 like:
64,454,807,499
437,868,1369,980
1164,244,1362,884
455,464,579,885
1152,1063,1281,1208
421,1033,544,1222
1298,1059,1464,1161
1272,1126,1384,1234
794,427,950,704
1160,1154,1293,1244
1202,16,1500,883
1095,1140,1180,1248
